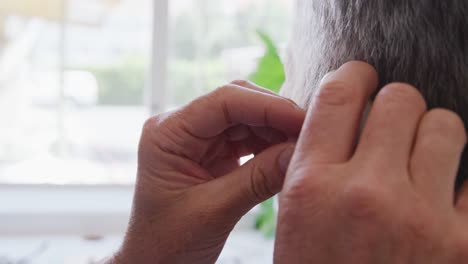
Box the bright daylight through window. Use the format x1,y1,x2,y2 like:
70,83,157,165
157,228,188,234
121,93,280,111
0,0,292,185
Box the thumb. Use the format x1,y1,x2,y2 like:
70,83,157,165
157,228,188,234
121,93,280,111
201,143,295,217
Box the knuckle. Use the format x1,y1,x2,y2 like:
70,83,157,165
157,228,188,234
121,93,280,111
142,115,162,132
378,83,427,110
139,116,165,156
316,80,357,106
282,168,328,203
283,179,310,202
339,182,389,220
422,109,467,143
140,112,175,142
249,163,275,202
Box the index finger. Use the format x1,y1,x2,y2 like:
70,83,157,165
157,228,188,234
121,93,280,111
179,84,306,138
295,61,378,164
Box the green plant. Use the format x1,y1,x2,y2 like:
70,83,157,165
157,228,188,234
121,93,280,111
255,196,277,237
249,30,285,93
249,30,286,237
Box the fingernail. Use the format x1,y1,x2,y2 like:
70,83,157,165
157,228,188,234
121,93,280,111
319,70,336,85
279,146,295,174
285,98,303,110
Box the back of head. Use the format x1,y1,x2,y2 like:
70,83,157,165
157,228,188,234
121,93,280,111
282,0,468,189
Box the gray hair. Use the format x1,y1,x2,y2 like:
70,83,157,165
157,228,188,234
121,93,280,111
282,0,468,189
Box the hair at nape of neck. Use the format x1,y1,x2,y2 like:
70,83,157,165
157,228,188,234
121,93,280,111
282,0,468,189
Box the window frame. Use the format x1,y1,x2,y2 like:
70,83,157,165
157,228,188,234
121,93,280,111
0,184,133,236
0,0,168,235
0,0,276,236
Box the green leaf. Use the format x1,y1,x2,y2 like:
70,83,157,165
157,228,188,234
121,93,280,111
255,197,276,238
248,30,285,93
250,30,284,238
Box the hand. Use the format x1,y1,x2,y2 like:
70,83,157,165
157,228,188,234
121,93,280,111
110,81,305,264
275,61,468,263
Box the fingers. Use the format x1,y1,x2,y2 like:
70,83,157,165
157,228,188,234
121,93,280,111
296,61,378,164
354,83,427,170
230,80,279,96
231,80,302,110
226,125,287,145
179,84,306,138
410,109,466,209
200,143,295,216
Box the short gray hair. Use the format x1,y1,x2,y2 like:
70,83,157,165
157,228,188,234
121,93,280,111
282,0,468,189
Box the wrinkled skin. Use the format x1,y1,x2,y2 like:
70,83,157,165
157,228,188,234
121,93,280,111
108,81,305,264
275,61,468,263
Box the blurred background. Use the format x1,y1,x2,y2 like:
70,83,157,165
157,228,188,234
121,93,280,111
0,0,292,263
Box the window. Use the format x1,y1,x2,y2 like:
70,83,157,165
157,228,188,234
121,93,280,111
167,0,292,108
0,0,152,185
0,0,292,185
0,0,293,262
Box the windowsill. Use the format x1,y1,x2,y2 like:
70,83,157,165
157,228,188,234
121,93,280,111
0,184,133,236
0,184,259,236
0,231,274,264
